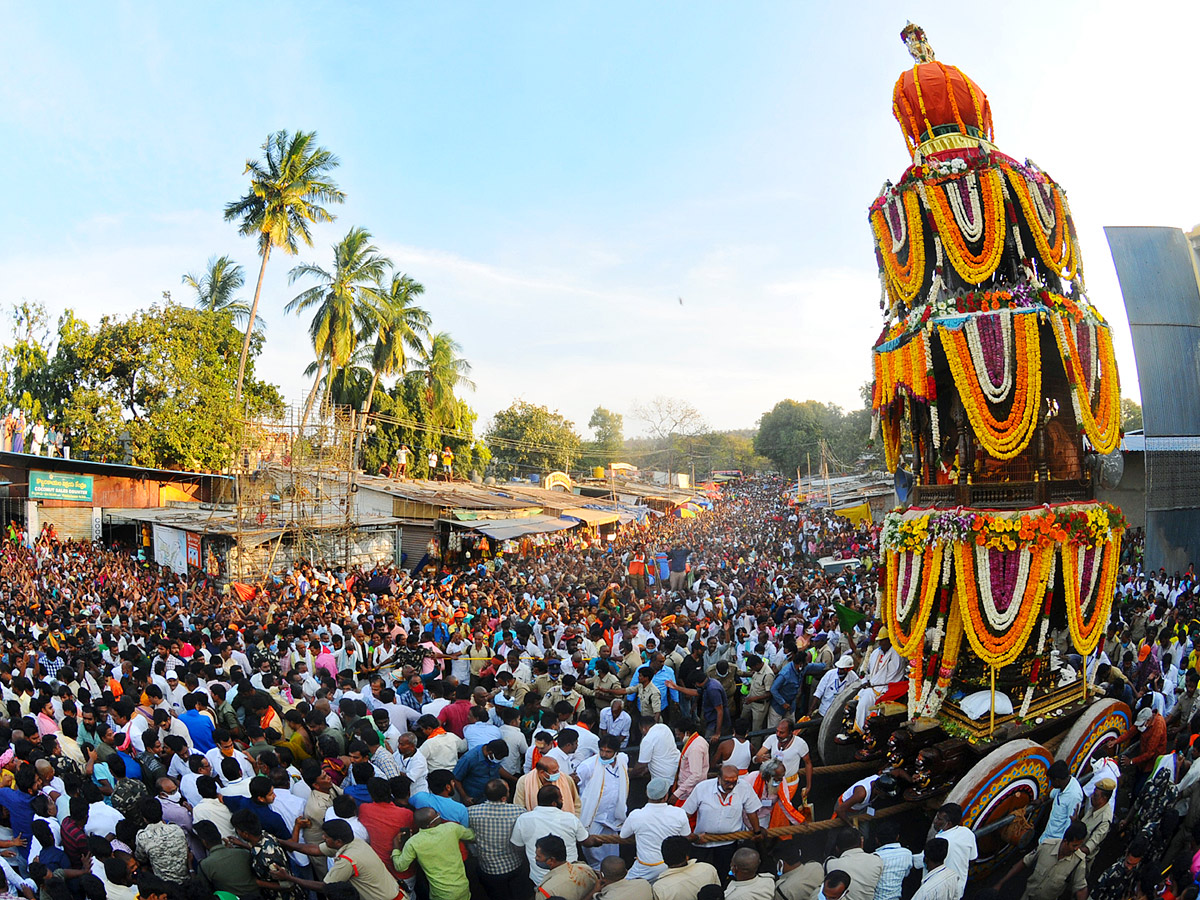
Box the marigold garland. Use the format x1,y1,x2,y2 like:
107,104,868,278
954,540,1055,668
1052,316,1122,454
917,603,962,719
922,170,1006,284
885,544,944,658
940,310,1041,459
880,503,1127,554
871,190,926,308
1005,166,1076,279
872,330,934,415
882,410,902,472
1061,534,1123,656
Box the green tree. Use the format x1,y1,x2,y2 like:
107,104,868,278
754,399,869,476
286,226,392,429
47,303,282,468
486,400,582,478
362,375,490,479
182,255,264,334
413,332,475,427
224,129,344,402
1121,396,1143,432
0,301,55,419
362,273,430,416
583,406,624,469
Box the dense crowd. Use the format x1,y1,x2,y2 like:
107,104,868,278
0,477,1192,900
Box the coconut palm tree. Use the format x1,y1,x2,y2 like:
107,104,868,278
286,227,392,431
181,255,265,333
224,130,344,402
414,331,475,427
361,273,430,417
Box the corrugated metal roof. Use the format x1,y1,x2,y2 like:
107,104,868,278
1107,225,1200,437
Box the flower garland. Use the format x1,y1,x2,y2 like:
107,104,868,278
1004,165,1077,279
972,544,1035,632
917,600,961,719
963,311,1013,404
871,189,926,309
880,503,1128,554
1019,592,1054,719
872,329,935,413
885,544,944,658
1061,533,1123,656
1051,315,1122,455
882,409,903,472
940,310,1041,459
921,169,1005,284
954,539,1055,668
898,287,1105,336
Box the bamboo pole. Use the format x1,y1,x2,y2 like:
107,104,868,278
990,665,996,736
1083,650,1088,702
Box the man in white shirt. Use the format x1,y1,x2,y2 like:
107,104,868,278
632,719,680,783
496,707,529,778
415,715,466,772
205,733,255,785
911,838,960,900
395,732,430,794
577,736,629,866
850,631,908,732
509,783,591,887
682,766,762,877
811,655,855,718
619,778,690,881
599,700,631,747
913,803,977,900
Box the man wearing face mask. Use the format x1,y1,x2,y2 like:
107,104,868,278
578,735,629,866
724,847,774,900
509,784,591,888
514,757,580,812
774,840,824,900
816,870,853,900
682,765,762,884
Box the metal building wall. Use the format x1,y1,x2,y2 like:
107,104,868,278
1105,226,1200,573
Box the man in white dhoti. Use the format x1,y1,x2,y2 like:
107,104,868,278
849,630,908,734
578,735,629,866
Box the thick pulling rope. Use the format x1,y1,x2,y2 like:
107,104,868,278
588,797,933,843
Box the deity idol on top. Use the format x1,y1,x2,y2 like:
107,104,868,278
869,23,1122,489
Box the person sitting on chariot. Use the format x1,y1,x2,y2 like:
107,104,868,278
839,629,906,740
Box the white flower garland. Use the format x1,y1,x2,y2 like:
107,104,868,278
1018,614,1051,718
1025,173,1058,233
973,544,1033,631
944,173,985,243
894,550,924,623
926,236,946,305
1072,543,1104,618
963,310,1014,404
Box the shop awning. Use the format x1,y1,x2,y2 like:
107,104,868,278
561,507,620,527
448,515,578,541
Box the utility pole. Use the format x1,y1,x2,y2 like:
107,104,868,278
345,408,356,568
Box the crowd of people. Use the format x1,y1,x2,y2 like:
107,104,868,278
0,476,1192,900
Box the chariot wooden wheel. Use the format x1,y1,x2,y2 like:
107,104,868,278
945,739,1053,877
1054,698,1130,778
815,675,863,766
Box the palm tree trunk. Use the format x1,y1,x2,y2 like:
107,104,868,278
235,243,271,403
298,360,324,436
362,370,381,417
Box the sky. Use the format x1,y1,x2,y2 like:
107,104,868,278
2,1,1197,438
